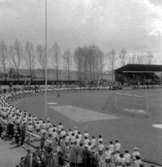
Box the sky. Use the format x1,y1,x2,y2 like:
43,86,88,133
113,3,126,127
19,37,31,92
0,0,162,63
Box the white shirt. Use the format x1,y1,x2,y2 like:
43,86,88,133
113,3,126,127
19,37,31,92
115,142,121,151
98,143,105,151
132,151,140,160
124,153,131,163
105,150,112,160
91,138,97,147
28,124,34,132
109,144,114,153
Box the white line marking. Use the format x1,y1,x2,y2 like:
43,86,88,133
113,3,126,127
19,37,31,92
152,124,162,129
124,108,146,114
116,92,144,98
48,102,57,105
50,105,119,122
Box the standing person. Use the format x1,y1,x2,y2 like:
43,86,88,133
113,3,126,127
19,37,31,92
24,149,33,167
20,123,26,145
32,152,42,167
45,148,56,167
124,150,131,166
15,126,20,145
114,140,121,152
82,146,91,167
40,132,46,150
90,151,98,167
104,147,112,167
76,142,84,167
134,156,142,167
0,122,3,138
132,147,141,161
69,141,78,167
58,151,65,167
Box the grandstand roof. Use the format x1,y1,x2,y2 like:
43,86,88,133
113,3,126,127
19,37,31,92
115,64,162,73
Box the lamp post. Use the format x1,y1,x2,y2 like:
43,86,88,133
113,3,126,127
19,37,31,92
44,0,48,118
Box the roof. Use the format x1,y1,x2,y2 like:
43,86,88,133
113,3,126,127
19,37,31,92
115,64,162,73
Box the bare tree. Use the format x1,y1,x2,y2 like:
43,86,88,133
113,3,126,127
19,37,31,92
25,41,35,80
0,40,8,79
136,55,144,64
10,39,23,79
89,45,103,81
63,49,72,81
74,45,104,82
107,49,116,82
74,47,83,82
147,51,154,64
50,42,60,81
36,44,46,80
119,48,127,66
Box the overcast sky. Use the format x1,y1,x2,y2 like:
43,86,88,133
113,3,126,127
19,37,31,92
0,0,162,62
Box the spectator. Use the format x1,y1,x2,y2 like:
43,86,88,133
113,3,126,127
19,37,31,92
104,147,112,167
69,141,78,167
82,145,91,167
77,142,84,167
24,149,33,167
124,150,131,166
134,156,142,167
0,122,3,138
114,140,121,152
32,152,41,167
20,123,26,145
108,141,114,154
132,147,141,161
40,132,46,150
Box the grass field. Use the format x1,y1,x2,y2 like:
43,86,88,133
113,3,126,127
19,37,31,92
13,88,162,164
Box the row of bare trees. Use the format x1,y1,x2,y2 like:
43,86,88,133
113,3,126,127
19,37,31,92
0,40,63,81
0,39,154,81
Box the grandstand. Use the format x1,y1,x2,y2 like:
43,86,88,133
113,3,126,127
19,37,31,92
115,64,162,86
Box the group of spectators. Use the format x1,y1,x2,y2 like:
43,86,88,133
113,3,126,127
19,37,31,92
0,88,144,167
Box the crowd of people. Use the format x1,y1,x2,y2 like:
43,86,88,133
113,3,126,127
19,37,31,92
0,88,144,167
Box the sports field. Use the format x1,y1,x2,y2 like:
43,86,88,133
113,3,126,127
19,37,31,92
13,88,162,164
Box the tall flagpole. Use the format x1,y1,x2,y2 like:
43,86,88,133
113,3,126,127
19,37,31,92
44,0,48,119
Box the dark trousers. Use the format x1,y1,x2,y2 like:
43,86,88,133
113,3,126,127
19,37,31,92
70,162,77,167
21,136,25,145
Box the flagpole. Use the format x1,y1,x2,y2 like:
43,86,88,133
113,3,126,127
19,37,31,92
44,0,48,118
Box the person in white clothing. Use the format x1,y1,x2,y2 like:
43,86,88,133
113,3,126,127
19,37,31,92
91,136,97,148
84,136,90,146
104,147,112,167
98,140,105,153
124,150,131,166
114,140,121,152
134,156,142,167
108,141,115,153
60,128,66,137
98,134,103,143
52,129,58,140
58,122,63,132
132,147,141,161
84,131,89,138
